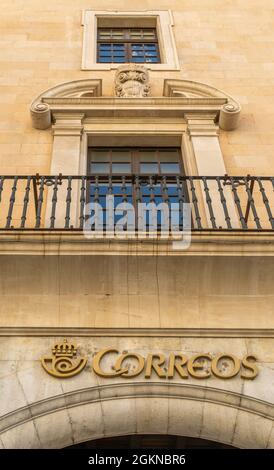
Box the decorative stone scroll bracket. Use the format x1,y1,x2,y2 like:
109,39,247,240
163,79,241,131
219,103,241,131
30,79,102,130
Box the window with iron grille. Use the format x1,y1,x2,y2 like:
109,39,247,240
87,147,188,229
97,28,160,64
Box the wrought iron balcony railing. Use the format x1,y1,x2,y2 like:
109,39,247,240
0,174,274,232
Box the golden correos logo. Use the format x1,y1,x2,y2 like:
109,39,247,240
41,342,259,380
41,339,87,378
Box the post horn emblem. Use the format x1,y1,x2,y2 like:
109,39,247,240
41,339,87,378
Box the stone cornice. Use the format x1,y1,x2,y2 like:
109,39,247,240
0,327,273,337
0,231,273,256
44,96,227,107
30,96,227,128
41,97,225,123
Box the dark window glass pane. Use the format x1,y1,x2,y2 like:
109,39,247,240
112,151,131,162
99,51,112,57
113,44,125,49
144,44,157,49
111,184,132,195
90,150,109,162
131,57,146,62
99,44,112,50
90,163,109,174
167,185,178,196
145,57,159,62
145,52,158,57
139,151,157,162
112,163,131,174
132,53,145,58
140,163,158,174
113,57,125,62
97,185,109,195
98,57,112,63
160,163,180,174
112,51,126,56
142,185,162,196
131,45,143,50
159,151,179,162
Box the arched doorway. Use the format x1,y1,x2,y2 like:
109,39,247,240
67,434,235,449
0,383,273,448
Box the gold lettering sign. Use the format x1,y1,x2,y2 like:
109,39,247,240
41,342,259,380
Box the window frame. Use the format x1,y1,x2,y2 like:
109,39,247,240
87,147,184,177
97,27,161,64
81,10,180,71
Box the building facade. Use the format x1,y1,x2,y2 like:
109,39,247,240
0,0,274,449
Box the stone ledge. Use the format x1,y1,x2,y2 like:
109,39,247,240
0,231,273,256
0,327,274,337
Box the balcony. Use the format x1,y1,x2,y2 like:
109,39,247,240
0,174,273,256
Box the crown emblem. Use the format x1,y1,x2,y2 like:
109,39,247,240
52,339,77,358
41,339,87,378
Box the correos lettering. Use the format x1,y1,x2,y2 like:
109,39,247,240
92,348,258,380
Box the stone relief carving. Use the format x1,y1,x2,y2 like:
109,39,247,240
114,64,151,98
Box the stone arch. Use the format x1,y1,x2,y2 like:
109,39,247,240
0,382,273,448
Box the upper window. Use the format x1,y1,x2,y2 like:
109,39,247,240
97,28,160,64
81,11,179,70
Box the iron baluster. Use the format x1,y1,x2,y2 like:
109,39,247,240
189,177,202,229
202,177,217,229
108,175,113,197
79,176,86,230
135,175,141,204
149,175,155,203
65,176,72,229
229,177,247,229
50,176,59,229
106,175,113,232
121,175,127,203
20,176,31,229
257,177,274,229
243,177,262,229
94,176,99,203
162,176,169,203
176,176,185,230
6,176,18,229
216,176,232,229
35,176,45,229
0,176,4,204
135,175,141,231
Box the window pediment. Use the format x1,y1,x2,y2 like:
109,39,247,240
30,74,240,131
